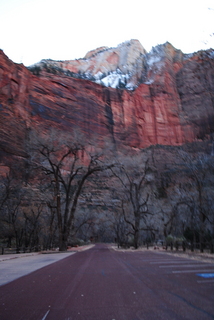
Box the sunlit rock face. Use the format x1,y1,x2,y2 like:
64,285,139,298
0,40,214,170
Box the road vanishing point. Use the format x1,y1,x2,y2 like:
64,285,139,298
0,243,214,320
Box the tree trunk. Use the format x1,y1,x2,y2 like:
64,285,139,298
134,230,139,249
59,232,68,251
133,214,140,249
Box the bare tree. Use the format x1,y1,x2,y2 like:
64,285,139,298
112,208,131,248
23,204,44,251
0,174,12,212
110,153,156,249
31,130,114,251
44,202,58,250
176,150,214,252
71,208,96,243
0,171,24,250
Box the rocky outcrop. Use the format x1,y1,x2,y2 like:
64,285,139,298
0,41,214,169
28,40,147,90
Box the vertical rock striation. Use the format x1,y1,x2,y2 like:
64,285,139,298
0,40,214,165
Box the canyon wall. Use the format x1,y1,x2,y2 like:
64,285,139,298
0,41,214,167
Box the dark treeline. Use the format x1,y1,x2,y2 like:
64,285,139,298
0,129,214,252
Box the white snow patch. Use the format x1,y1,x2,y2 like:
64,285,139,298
101,73,121,88
84,71,92,79
126,82,136,90
95,70,131,89
147,55,161,66
145,52,165,74
94,71,103,80
144,79,154,85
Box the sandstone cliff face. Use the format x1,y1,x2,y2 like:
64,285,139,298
0,41,214,168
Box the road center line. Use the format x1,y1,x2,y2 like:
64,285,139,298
159,264,213,268
150,261,194,264
172,269,214,273
197,279,214,283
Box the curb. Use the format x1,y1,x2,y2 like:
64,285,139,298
0,252,40,262
0,244,94,262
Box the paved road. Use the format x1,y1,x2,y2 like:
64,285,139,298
0,244,214,320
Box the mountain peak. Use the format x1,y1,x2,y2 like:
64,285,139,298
84,46,109,59
28,40,213,91
28,39,148,90
84,39,146,60
118,39,146,52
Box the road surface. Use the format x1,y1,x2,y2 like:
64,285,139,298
0,252,76,286
0,244,214,320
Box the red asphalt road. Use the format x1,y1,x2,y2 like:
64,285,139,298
0,244,214,320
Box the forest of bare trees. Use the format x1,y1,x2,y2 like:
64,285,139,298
0,129,214,253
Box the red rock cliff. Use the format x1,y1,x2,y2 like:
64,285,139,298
0,41,214,161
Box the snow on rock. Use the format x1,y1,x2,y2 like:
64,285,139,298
29,41,207,91
95,69,134,90
146,55,161,66
94,71,103,80
145,45,165,72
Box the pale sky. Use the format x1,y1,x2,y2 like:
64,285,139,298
0,0,213,66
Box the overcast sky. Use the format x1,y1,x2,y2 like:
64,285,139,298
0,0,213,66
